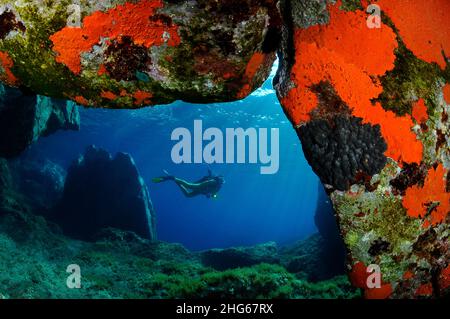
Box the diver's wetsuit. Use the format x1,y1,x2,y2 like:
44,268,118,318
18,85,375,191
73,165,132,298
153,170,224,198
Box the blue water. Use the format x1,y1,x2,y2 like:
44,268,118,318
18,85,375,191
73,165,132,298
25,61,320,250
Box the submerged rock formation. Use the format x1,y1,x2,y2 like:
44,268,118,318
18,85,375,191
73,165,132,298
0,158,12,205
313,183,347,278
8,155,66,215
200,242,280,271
0,85,80,158
280,233,345,282
0,0,279,107
275,0,449,298
0,0,448,299
0,207,358,299
199,234,348,283
0,155,65,229
0,158,11,189
53,145,156,241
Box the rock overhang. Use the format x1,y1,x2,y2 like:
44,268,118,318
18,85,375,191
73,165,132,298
0,0,280,107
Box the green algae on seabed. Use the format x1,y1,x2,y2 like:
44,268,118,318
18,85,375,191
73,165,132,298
0,232,360,298
0,199,360,299
144,264,359,299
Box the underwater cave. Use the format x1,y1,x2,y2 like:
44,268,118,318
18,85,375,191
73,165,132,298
0,0,448,301
0,59,352,298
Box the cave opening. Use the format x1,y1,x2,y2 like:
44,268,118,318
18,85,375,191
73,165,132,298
0,55,352,299
18,59,331,251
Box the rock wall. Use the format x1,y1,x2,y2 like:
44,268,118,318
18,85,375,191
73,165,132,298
0,84,80,158
275,0,449,298
53,145,157,241
314,182,346,278
8,155,66,215
0,158,12,198
281,233,345,282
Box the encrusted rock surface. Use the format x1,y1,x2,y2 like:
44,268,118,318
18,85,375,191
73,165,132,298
53,145,157,241
0,0,279,107
275,0,449,298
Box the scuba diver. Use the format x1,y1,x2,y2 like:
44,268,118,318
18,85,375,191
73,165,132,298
152,169,225,199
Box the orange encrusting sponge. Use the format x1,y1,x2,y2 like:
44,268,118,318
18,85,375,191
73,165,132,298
403,164,450,225
349,261,393,299
0,51,19,86
281,1,423,163
237,52,267,99
403,164,449,226
376,0,450,70
50,0,181,75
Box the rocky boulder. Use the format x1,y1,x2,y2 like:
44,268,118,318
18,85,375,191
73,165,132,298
0,158,13,209
200,235,346,282
8,155,66,215
200,242,279,271
0,158,11,192
0,0,279,107
314,183,346,273
53,145,156,241
0,85,80,158
275,0,450,298
280,233,346,282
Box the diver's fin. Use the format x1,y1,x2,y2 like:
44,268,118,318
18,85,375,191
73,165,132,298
153,169,175,183
152,170,174,183
152,177,165,183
